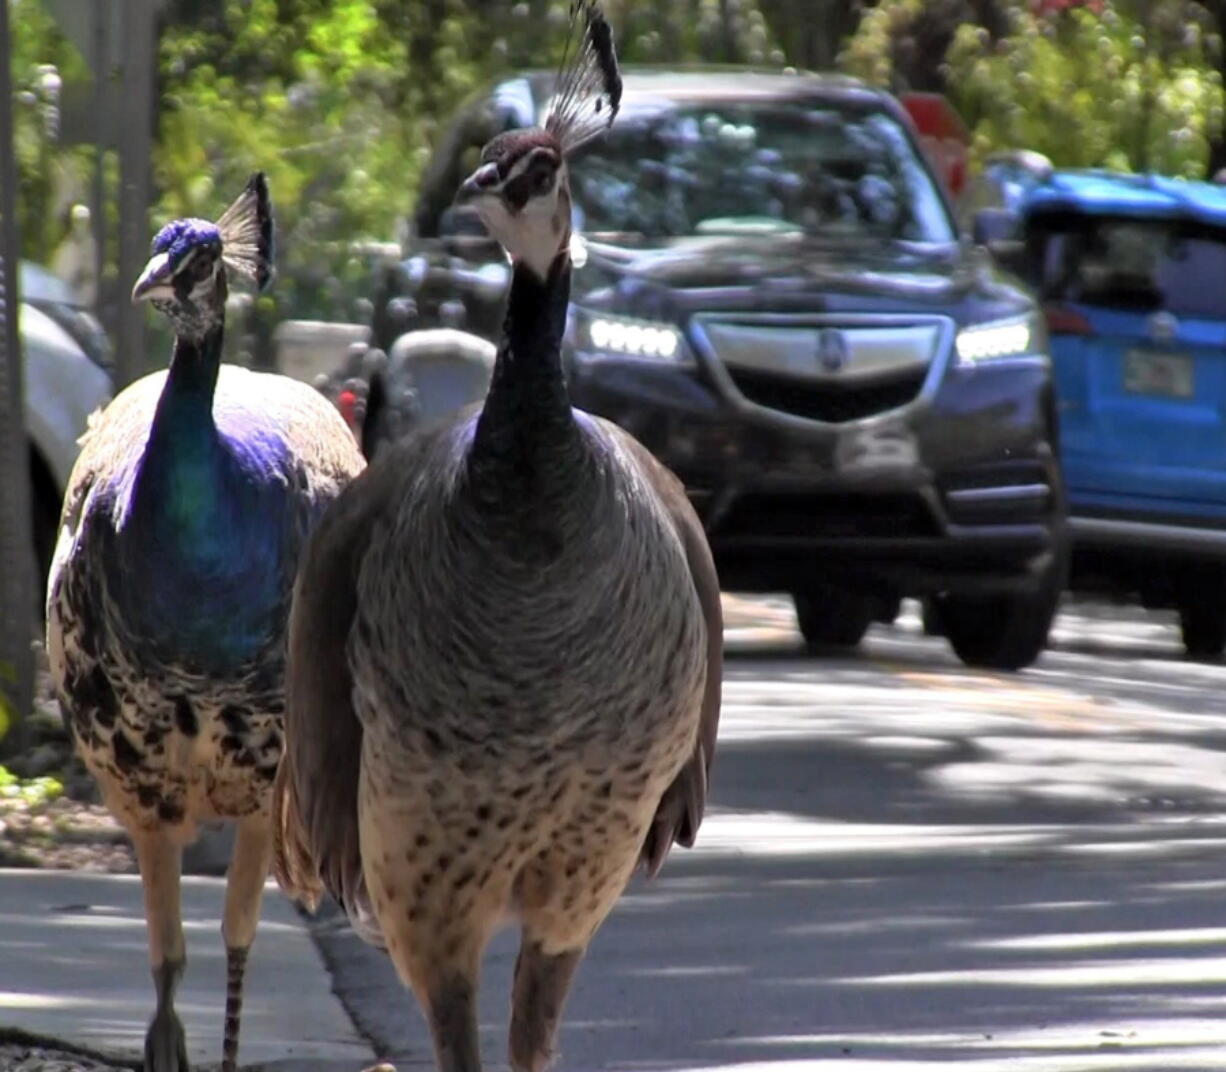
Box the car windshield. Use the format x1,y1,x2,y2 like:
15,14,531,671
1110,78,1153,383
1026,213,1226,321
567,101,955,245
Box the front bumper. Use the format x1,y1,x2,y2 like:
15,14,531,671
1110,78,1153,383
568,351,1065,597
1071,515,1226,559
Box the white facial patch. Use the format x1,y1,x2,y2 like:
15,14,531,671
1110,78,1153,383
475,163,570,281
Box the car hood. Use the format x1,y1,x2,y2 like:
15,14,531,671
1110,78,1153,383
574,234,1029,321
19,260,79,306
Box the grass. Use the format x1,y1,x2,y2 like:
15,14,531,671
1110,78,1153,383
0,765,63,806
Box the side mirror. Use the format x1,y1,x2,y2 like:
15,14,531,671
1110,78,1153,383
972,207,1019,247
970,208,1029,276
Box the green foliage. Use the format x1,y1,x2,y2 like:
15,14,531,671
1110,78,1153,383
843,0,1226,178
0,658,16,743
156,0,420,323
12,0,1226,328
153,0,781,327
0,764,63,805
10,0,780,328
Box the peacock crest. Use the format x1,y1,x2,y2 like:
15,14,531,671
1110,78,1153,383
545,0,622,156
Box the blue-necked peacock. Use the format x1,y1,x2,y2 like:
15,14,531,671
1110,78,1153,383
45,173,366,1072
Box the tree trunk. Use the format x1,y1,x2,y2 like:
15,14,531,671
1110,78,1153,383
1198,0,1226,177
756,0,864,69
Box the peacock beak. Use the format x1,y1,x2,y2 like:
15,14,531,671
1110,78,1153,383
455,162,501,206
131,251,175,304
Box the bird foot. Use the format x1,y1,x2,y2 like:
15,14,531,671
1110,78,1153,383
361,1064,396,1072
144,1005,189,1072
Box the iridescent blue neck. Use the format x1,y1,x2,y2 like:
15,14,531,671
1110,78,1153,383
120,320,289,672
157,323,224,418
134,323,226,541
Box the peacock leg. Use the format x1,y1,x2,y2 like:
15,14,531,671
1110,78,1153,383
220,812,273,1072
134,832,189,1072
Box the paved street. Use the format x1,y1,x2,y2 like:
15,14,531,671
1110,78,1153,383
0,869,373,1070
9,597,1226,1070
315,598,1226,1072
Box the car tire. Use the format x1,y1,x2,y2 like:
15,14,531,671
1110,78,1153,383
793,586,874,651
30,476,60,626
920,598,944,636
936,544,1066,671
1178,576,1226,660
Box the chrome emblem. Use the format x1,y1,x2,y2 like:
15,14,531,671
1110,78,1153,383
817,327,849,373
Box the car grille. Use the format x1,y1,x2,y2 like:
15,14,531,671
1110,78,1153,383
696,316,945,423
726,366,927,423
718,491,940,541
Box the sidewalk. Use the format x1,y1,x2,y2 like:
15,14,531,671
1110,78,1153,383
0,869,374,1071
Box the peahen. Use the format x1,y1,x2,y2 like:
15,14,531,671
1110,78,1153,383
45,173,366,1072
272,6,722,1072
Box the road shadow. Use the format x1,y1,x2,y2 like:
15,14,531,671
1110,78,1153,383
306,598,1226,1070
312,714,1226,1070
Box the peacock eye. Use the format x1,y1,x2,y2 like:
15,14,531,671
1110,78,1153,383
191,252,216,282
532,167,555,194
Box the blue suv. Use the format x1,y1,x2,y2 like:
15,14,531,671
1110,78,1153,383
989,168,1226,657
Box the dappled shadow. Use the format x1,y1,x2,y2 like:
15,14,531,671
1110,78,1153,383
0,871,370,1070
326,807,1226,1070
316,620,1226,1070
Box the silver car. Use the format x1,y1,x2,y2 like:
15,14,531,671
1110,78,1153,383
20,261,113,610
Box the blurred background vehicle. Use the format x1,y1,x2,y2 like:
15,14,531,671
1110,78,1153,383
360,69,1069,671
983,169,1226,660
20,260,113,616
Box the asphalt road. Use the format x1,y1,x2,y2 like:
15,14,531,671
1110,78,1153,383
310,597,1226,1072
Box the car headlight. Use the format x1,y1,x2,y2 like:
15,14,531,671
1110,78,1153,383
955,314,1042,364
575,311,689,363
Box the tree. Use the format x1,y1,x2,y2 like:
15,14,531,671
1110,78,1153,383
756,0,863,70
842,0,1225,179
1187,0,1226,174
152,0,782,335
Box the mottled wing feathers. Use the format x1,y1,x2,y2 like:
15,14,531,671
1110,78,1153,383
545,1,622,156
51,366,363,628
58,370,171,537
272,473,375,933
233,368,367,491
598,420,722,875
216,172,275,292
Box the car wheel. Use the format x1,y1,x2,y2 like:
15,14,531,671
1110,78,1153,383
873,594,902,625
30,478,60,626
937,548,1065,671
793,586,874,651
1178,573,1226,660
920,598,945,636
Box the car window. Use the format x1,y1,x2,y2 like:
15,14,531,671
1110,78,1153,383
566,103,955,244
1026,213,1226,320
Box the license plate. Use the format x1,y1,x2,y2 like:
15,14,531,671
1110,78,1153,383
1123,349,1194,399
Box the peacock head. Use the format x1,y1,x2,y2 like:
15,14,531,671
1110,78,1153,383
132,172,274,341
454,1,620,282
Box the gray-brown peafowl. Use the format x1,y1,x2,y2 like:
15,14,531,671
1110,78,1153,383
45,174,366,1072
272,7,722,1071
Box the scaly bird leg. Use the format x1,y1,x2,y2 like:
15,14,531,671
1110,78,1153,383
134,833,189,1072
509,938,583,1072
220,813,273,1072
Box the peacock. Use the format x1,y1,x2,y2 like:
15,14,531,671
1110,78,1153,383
272,6,722,1071
45,173,366,1072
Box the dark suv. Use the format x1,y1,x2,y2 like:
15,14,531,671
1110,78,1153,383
368,69,1068,670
